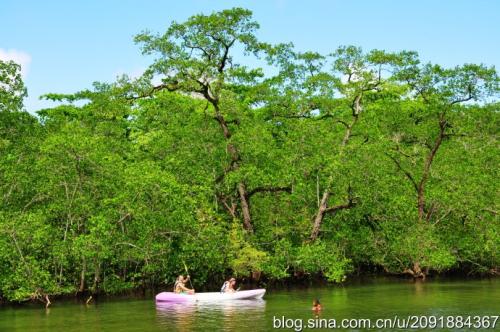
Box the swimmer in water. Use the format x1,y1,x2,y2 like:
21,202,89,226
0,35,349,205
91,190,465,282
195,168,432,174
312,298,322,311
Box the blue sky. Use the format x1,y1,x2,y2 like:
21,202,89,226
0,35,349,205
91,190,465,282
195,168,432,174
1,0,499,113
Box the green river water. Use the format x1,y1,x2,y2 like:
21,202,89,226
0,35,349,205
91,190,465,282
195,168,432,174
0,278,498,331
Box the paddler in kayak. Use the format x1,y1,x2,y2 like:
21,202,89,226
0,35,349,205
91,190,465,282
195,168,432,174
221,277,237,293
174,275,195,294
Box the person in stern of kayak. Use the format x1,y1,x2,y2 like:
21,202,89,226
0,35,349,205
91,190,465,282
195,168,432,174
174,275,195,294
221,277,237,293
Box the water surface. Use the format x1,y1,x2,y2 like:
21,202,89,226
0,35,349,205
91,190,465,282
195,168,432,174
1,278,498,331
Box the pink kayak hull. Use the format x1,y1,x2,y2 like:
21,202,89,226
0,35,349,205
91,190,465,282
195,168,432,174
155,289,266,303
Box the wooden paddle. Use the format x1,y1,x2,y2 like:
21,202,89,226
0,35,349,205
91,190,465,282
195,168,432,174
182,261,194,290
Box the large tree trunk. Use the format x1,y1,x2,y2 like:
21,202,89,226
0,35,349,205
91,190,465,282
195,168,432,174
238,182,253,232
92,262,101,294
417,189,426,222
341,94,361,146
310,189,356,241
212,103,254,231
417,115,446,222
79,258,86,293
341,115,358,146
310,94,362,241
310,191,330,241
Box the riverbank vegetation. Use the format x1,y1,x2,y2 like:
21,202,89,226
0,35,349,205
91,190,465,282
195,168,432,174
0,8,498,305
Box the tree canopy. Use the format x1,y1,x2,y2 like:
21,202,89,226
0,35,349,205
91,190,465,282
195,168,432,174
0,8,498,305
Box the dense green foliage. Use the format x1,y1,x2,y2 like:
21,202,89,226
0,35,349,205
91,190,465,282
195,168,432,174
1,8,498,304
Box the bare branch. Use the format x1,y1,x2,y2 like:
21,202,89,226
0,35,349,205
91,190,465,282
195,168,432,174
324,199,356,214
219,39,236,73
483,208,498,215
125,83,178,100
386,153,419,193
247,186,292,198
449,84,474,105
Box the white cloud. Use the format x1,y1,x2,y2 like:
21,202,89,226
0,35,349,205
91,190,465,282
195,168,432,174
0,49,32,78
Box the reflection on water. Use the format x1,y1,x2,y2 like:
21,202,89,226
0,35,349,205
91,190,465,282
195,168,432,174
0,279,498,332
156,300,266,332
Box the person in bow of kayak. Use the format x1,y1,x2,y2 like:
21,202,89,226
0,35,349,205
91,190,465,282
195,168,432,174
174,275,195,294
221,277,237,293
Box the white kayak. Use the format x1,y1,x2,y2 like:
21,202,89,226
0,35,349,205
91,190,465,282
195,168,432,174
155,289,266,303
